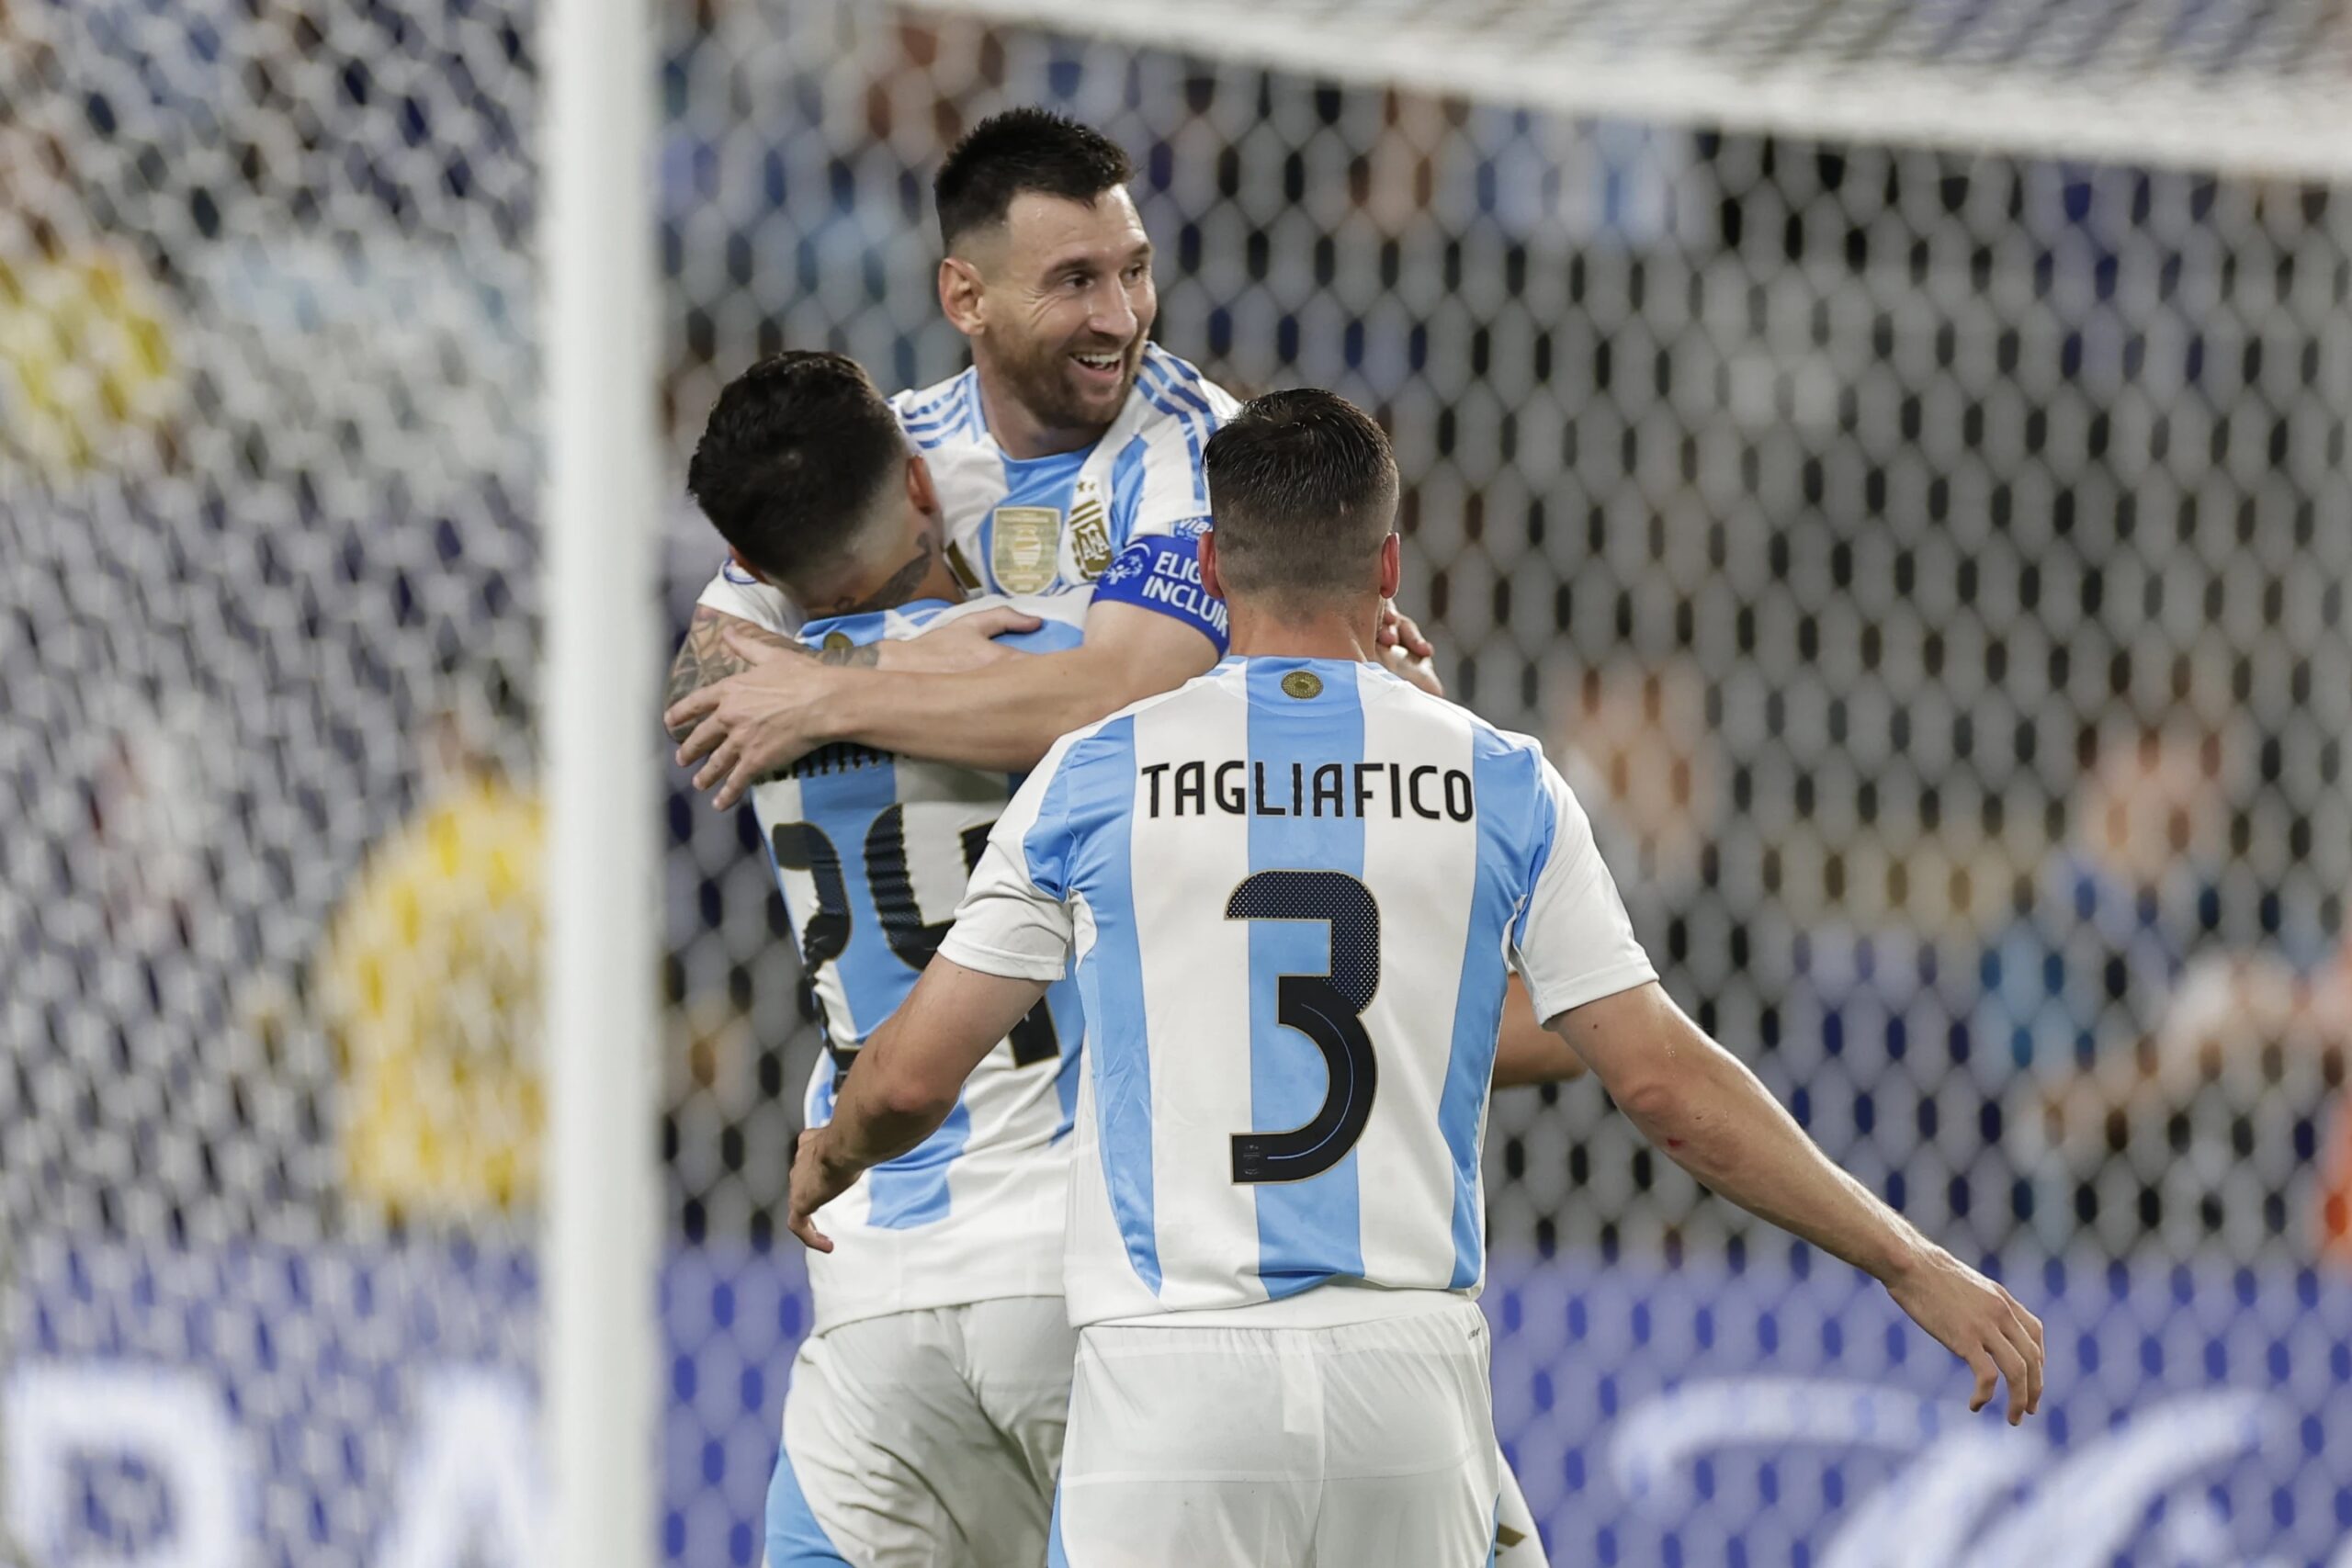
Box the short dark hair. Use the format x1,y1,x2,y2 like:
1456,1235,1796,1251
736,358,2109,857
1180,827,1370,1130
1204,389,1399,600
934,108,1134,254
686,352,902,589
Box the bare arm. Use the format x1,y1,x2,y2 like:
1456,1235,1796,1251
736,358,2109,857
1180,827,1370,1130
662,606,874,743
671,603,1216,799
1491,975,1587,1088
786,957,1050,1251
1560,980,2046,1423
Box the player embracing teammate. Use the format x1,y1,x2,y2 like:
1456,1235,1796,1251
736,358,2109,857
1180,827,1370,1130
673,112,2043,1568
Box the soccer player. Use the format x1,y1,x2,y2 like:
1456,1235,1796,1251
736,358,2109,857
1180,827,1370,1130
787,390,2047,1566
690,355,1578,1566
663,107,1438,795
692,351,1088,1567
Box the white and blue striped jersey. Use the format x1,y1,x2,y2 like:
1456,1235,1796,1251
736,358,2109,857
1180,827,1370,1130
698,344,1238,652
939,658,1657,1329
747,592,1092,1331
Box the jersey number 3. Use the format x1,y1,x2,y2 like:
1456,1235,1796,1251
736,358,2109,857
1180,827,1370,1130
1225,870,1379,1184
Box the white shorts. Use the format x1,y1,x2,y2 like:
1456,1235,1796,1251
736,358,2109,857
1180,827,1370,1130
1050,1300,1500,1568
765,1296,1078,1568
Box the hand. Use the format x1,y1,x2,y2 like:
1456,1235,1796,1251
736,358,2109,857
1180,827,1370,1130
886,605,1044,673
1377,601,1443,697
1380,637,1445,698
1378,599,1435,660
668,628,838,807
1883,1245,2045,1424
786,1127,858,1253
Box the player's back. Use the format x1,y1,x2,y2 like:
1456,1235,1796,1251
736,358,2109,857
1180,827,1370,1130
982,655,1650,1328
751,592,1090,1330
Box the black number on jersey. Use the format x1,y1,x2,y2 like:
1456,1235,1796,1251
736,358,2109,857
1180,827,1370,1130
772,809,1060,1077
1224,869,1380,1184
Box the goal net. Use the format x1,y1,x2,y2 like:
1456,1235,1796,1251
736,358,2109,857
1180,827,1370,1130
8,0,2351,1562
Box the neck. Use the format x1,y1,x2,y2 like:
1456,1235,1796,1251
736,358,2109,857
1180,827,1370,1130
1226,594,1383,663
975,362,1106,460
805,535,964,619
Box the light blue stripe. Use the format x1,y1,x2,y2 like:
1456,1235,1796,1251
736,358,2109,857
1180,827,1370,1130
1041,718,1160,1292
1046,1482,1073,1568
1135,373,1208,510
898,369,968,422
765,1444,855,1567
865,1098,972,1228
1046,978,1085,1141
1245,660,1366,1298
1439,732,1540,1289
790,702,977,1229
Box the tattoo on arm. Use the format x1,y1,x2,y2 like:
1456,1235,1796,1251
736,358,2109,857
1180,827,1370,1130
666,608,767,736
665,607,879,742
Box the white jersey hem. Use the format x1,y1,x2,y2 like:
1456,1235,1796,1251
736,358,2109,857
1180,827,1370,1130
1088,1283,1473,1333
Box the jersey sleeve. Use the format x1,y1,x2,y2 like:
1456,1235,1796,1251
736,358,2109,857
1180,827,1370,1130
1088,533,1230,653
1510,754,1657,1021
693,556,801,637
1123,374,1240,545
937,733,1082,982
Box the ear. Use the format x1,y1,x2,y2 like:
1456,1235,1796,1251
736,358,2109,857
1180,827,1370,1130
938,255,985,337
1197,529,1225,601
905,452,940,518
1378,533,1403,599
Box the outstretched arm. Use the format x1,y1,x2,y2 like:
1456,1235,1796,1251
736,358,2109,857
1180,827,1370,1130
786,957,1051,1251
1492,975,1587,1088
1558,981,2047,1424
672,601,1215,796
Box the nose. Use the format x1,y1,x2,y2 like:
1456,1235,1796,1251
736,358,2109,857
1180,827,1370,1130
1088,277,1136,343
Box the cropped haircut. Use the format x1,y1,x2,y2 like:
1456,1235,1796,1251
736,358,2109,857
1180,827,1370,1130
686,352,903,590
1203,389,1399,601
934,108,1134,254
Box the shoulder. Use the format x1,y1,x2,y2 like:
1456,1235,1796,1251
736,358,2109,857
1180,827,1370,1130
1054,666,1238,773
1136,345,1243,420
891,369,982,451
1130,347,1242,455
931,588,1090,651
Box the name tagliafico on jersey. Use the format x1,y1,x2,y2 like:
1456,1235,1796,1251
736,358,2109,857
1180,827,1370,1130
1141,759,1476,821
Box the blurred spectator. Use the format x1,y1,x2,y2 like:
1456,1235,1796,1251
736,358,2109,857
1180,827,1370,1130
1548,660,1722,908
0,133,180,479
1980,721,2352,1255
315,680,543,1222
1977,723,2230,1086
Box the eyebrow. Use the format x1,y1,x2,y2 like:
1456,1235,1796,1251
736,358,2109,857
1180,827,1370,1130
1044,239,1155,277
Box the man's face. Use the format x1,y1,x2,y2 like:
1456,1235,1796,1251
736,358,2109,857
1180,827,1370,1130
967,188,1156,436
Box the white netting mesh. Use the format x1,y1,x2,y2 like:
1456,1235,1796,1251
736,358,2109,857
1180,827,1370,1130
10,0,2352,1562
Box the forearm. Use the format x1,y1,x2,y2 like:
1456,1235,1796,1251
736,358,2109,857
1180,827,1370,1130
808,959,1051,1182
1620,1041,1924,1280
816,1039,955,1175
817,644,1162,772
665,607,865,743
665,609,763,742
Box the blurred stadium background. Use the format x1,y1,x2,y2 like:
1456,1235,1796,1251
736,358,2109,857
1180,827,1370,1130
6,0,2352,1562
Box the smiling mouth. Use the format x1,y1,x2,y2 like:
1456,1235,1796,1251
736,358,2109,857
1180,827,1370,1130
1070,348,1127,378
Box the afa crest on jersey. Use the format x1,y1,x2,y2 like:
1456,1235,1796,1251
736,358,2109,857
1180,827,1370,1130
991,506,1062,593
1068,477,1114,580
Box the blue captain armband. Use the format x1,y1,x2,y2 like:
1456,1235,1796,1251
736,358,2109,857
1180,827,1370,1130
1091,534,1229,653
